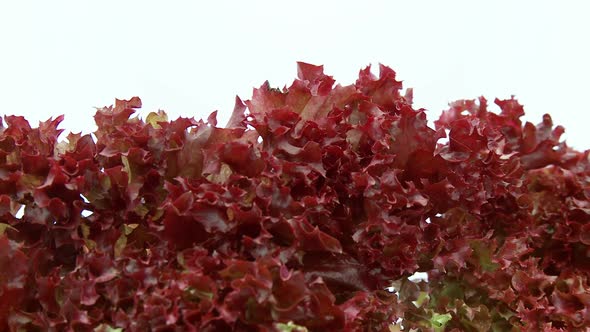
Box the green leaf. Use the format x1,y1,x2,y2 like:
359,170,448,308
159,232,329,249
430,313,452,332
471,241,500,272
275,321,309,332
121,155,132,184
94,323,124,332
123,223,139,236
184,287,214,302
206,163,233,184
177,252,186,269
440,281,464,299
114,232,127,258
146,111,168,129
0,223,18,235
413,291,430,307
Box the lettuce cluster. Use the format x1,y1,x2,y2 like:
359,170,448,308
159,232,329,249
1,63,589,331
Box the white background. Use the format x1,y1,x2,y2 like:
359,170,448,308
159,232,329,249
1,1,589,149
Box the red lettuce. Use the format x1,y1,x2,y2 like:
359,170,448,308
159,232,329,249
0,63,589,331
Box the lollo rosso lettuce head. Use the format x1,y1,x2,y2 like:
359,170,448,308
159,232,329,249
0,63,589,331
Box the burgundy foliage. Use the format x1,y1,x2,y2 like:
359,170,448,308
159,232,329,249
1,63,589,331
